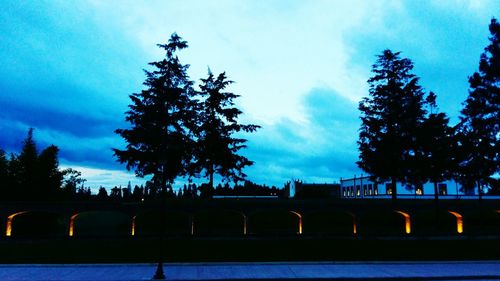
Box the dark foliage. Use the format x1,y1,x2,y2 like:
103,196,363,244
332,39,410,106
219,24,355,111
417,92,457,201
458,18,500,196
0,129,84,201
195,71,260,188
358,50,427,199
114,33,198,191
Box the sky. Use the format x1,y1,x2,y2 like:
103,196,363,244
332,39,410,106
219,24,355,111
0,0,498,191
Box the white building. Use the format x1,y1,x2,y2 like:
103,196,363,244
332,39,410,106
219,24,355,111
339,175,472,199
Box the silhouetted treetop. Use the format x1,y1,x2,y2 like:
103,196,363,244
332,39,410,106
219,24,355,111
114,33,197,190
358,49,427,200
195,70,260,188
458,18,499,195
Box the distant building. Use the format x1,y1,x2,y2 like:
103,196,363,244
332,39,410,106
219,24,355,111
339,175,473,199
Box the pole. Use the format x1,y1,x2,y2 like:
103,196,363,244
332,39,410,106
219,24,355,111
153,183,166,279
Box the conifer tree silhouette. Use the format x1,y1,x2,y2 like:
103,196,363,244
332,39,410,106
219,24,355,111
358,50,427,200
194,70,260,189
458,18,500,197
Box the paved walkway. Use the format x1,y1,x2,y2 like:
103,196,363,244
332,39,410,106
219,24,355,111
0,261,499,281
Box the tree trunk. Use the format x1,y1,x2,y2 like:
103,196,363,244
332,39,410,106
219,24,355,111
434,181,439,203
391,176,397,200
478,180,483,201
209,164,214,190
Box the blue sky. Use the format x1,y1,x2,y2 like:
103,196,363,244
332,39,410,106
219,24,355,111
0,0,498,190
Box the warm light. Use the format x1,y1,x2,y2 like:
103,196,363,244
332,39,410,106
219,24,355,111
190,216,194,235
348,212,357,235
131,215,136,236
6,211,28,236
395,210,411,234
448,211,463,234
289,211,302,235
69,213,80,237
242,213,247,235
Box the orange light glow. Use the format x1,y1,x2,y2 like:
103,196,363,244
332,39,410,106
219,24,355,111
347,212,357,235
190,216,194,236
131,215,136,236
68,213,80,237
242,214,247,235
5,211,28,237
448,211,463,234
395,210,411,234
289,211,302,234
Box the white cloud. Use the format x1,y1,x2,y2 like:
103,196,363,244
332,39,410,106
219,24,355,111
3,0,499,188
60,164,147,193
83,0,389,124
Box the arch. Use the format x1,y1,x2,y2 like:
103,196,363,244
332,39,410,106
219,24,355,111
131,215,137,236
289,211,302,235
69,211,130,237
247,209,299,235
303,209,354,236
6,211,67,237
133,210,191,237
242,213,248,235
6,211,28,236
346,211,357,235
192,209,246,236
357,208,408,236
458,209,500,235
190,214,194,236
68,213,80,237
394,210,411,234
448,211,464,234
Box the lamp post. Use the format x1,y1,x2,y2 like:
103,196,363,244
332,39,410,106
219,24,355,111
152,183,167,279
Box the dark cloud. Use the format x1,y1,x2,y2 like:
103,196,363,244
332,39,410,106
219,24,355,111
345,2,494,124
243,87,362,186
0,92,126,140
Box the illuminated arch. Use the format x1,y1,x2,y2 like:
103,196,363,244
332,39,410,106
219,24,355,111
289,211,302,234
242,213,248,235
346,212,357,235
5,211,29,236
395,210,411,234
448,211,463,234
131,215,137,236
229,210,248,235
68,213,80,237
190,215,194,236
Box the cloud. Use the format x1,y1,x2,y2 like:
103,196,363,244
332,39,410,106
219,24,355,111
344,1,499,123
1,1,498,189
59,164,146,192
242,87,361,186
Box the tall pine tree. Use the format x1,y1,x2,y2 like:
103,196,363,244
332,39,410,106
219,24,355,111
459,18,499,196
195,71,260,189
38,145,64,199
418,92,456,201
358,50,427,200
114,33,197,193
18,128,39,199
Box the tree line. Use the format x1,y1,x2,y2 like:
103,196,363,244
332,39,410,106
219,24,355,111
0,128,86,201
358,18,499,200
91,180,284,202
